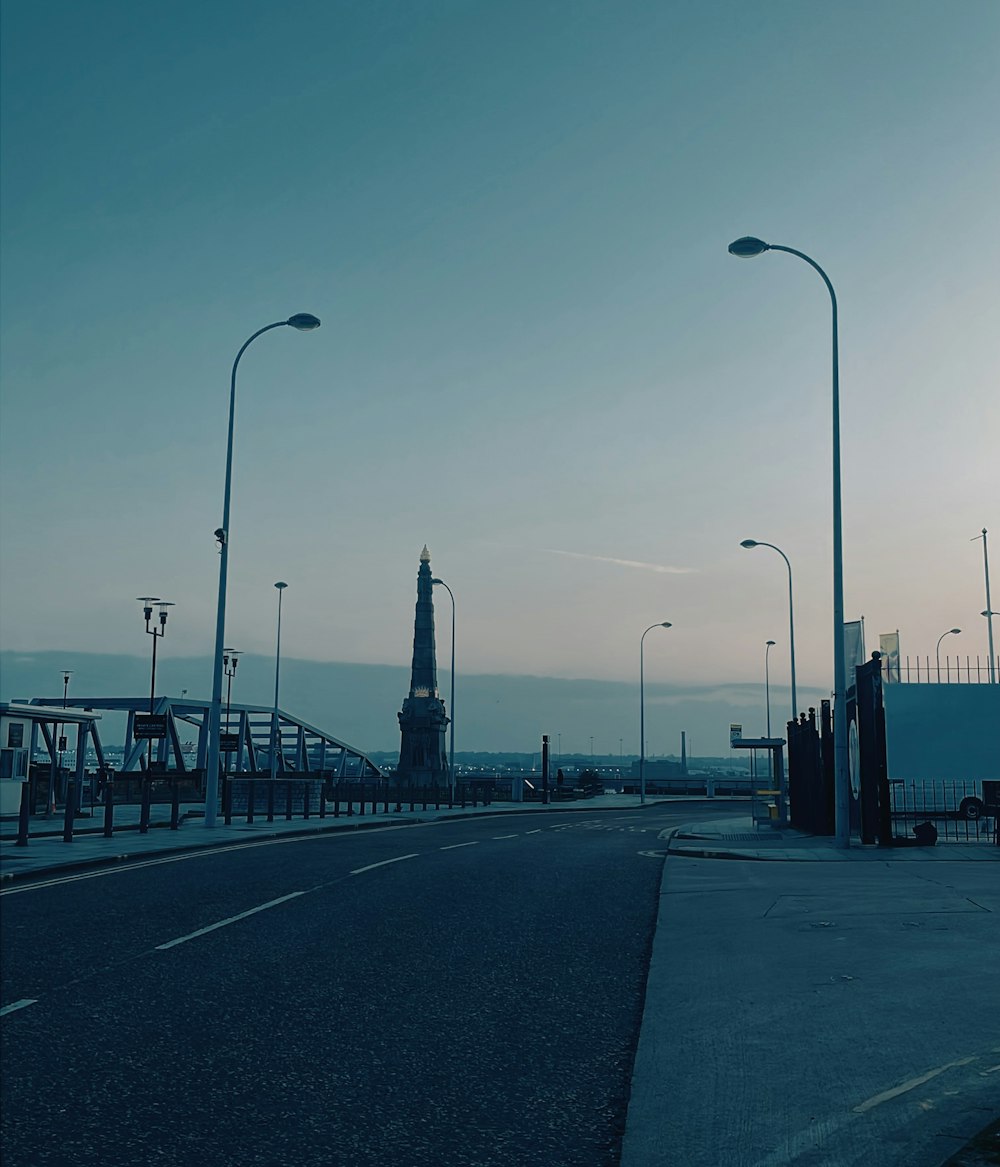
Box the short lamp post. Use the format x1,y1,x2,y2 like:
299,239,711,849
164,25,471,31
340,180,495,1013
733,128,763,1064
431,577,456,795
205,313,320,828
640,622,672,806
730,237,849,847
935,629,961,682
138,597,173,832
49,670,73,817
765,640,775,778
223,649,241,771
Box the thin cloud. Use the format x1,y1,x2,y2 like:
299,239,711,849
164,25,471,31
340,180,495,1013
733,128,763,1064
544,549,695,575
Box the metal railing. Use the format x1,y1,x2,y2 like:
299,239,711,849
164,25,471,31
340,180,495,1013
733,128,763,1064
889,779,998,843
883,655,999,684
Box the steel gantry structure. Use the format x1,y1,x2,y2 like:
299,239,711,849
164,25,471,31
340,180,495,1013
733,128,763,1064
22,695,382,780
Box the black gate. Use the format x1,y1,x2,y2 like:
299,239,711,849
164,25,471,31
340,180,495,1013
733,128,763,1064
787,703,835,836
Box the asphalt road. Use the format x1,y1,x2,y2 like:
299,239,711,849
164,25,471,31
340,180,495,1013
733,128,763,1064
0,802,740,1167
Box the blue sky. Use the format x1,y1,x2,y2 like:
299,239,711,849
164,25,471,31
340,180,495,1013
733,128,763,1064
2,1,998,714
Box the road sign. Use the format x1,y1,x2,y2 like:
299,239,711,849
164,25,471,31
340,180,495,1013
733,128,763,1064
134,715,168,739
220,734,240,752
730,723,743,744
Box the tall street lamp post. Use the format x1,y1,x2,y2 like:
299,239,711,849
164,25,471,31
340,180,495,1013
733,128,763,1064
974,529,996,683
730,237,849,847
765,640,775,780
271,583,288,783
935,629,961,682
205,314,320,827
640,622,672,806
431,578,456,795
740,540,798,725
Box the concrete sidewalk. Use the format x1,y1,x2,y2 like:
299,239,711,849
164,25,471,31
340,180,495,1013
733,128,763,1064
668,817,999,862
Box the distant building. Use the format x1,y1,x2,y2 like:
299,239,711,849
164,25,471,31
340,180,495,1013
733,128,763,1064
395,546,449,785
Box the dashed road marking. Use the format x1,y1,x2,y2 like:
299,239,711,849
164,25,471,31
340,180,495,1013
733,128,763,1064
440,842,478,851
156,891,308,950
525,829,542,834
493,834,519,840
0,999,38,1018
350,854,419,876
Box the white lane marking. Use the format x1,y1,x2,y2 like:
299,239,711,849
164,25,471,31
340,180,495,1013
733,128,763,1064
525,829,542,834
0,999,38,1018
853,1056,979,1113
440,842,478,851
0,830,369,896
349,854,419,875
492,834,519,840
156,891,308,950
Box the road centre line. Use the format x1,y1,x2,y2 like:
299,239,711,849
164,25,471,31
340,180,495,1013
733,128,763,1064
350,854,419,875
492,834,519,840
155,891,308,950
0,999,38,1018
440,842,478,850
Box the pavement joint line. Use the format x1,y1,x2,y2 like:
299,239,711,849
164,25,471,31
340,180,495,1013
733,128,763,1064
440,842,478,850
349,854,419,875
155,891,309,951
0,999,38,1018
853,1055,980,1114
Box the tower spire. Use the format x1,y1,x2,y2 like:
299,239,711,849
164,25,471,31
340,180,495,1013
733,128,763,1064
396,546,449,785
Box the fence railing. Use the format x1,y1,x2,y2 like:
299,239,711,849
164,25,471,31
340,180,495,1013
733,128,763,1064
883,655,999,684
889,779,998,843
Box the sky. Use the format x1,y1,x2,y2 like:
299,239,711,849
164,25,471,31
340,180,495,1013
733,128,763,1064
2,1,998,740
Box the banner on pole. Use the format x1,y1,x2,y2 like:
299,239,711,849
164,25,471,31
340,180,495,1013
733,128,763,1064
843,620,865,677
879,631,901,682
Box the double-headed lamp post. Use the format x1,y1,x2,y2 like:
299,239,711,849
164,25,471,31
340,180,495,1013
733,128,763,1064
730,237,849,848
974,528,996,683
223,649,241,771
740,540,797,725
431,578,456,795
640,622,672,806
935,629,961,682
271,582,288,783
204,314,320,827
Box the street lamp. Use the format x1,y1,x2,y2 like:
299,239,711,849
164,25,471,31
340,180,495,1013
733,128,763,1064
205,313,320,827
730,237,849,848
640,622,672,806
223,649,241,771
935,629,961,682
431,578,456,795
49,670,73,817
973,529,996,683
138,597,173,831
271,582,288,783
740,540,798,724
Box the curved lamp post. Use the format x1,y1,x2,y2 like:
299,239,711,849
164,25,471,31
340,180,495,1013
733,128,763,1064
204,314,320,827
740,539,798,724
730,237,849,848
935,628,961,682
640,622,672,806
431,578,456,796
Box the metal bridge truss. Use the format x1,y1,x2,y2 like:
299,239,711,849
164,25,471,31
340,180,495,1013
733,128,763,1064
24,696,382,779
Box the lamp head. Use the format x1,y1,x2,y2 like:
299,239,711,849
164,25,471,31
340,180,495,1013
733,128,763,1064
728,236,770,258
274,581,288,591
949,628,961,635
660,622,672,629
740,539,758,549
766,639,776,646
286,313,321,331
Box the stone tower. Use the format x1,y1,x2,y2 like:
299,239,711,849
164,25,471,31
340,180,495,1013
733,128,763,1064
396,546,449,785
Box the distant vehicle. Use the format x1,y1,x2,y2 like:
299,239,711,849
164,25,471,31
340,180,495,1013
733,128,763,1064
888,778,995,821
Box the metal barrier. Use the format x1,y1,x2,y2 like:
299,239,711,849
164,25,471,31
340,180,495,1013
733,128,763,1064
889,779,998,844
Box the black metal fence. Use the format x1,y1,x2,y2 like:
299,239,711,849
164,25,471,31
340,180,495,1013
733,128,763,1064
889,779,998,844
884,655,999,684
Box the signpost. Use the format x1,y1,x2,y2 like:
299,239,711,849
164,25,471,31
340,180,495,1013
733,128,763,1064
133,715,168,739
